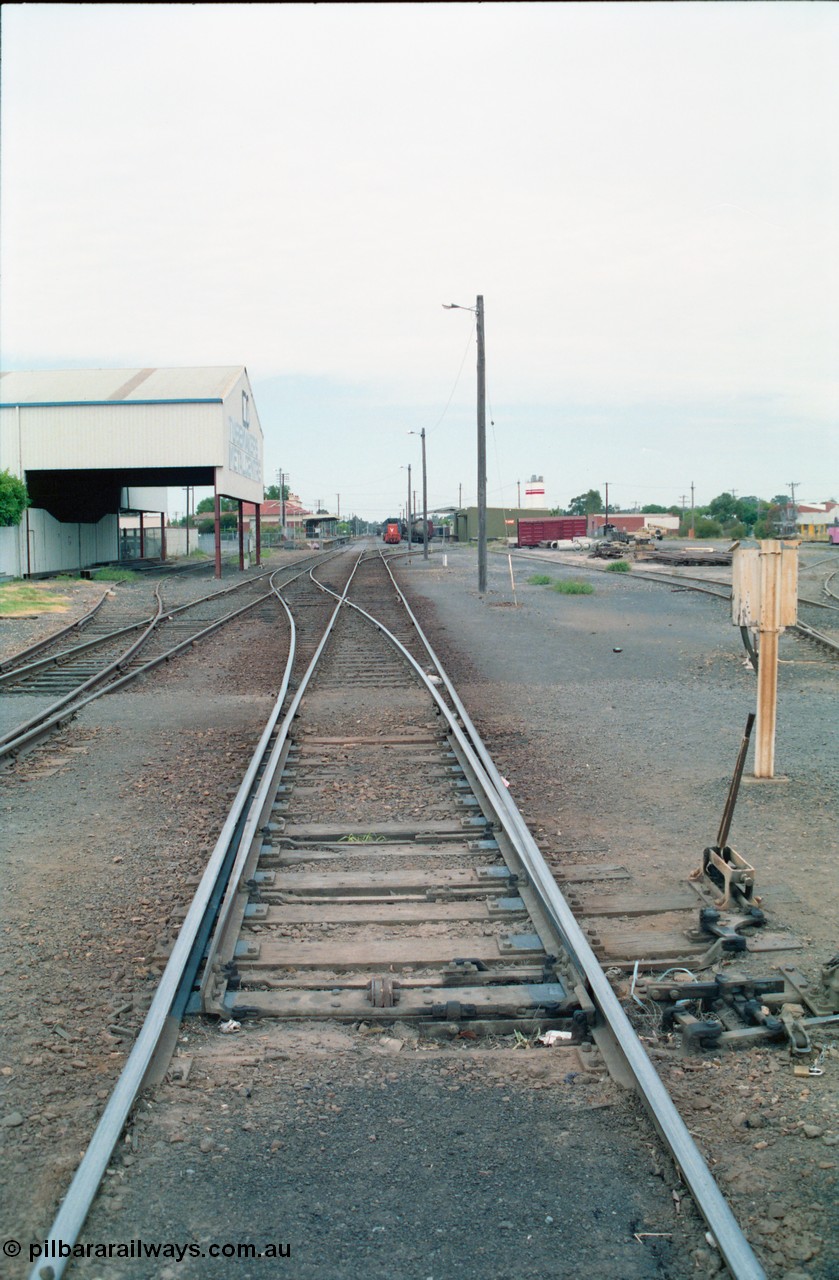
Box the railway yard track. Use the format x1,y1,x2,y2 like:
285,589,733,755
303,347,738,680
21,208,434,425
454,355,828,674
0,557,337,761
2,544,837,1279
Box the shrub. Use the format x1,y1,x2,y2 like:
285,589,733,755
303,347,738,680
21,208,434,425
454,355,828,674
0,470,29,527
527,574,553,585
605,560,631,573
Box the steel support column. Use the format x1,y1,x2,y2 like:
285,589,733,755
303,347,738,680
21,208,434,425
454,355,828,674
214,487,222,580
255,503,261,566
238,500,245,571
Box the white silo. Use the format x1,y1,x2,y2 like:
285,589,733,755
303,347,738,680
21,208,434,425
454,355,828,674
524,475,546,508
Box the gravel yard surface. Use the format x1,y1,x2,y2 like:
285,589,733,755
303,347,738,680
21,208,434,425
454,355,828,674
396,544,838,1278
1,545,836,1280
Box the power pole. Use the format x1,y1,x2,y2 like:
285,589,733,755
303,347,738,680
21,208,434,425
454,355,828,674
604,482,609,531
517,480,521,508
789,481,799,537
458,483,462,509
476,295,487,594
690,481,695,538
337,494,340,519
420,427,428,561
442,294,486,587
406,463,411,548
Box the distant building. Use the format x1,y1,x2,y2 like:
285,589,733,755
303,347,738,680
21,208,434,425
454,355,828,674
241,493,311,536
524,475,546,509
588,513,680,535
796,501,839,541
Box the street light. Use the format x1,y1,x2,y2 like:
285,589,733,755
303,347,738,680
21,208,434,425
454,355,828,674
408,428,428,561
443,296,486,593
400,464,412,557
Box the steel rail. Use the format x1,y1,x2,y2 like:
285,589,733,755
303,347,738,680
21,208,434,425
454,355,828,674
507,549,839,655
508,546,839,611
1,563,328,761
0,586,277,762
0,614,157,686
0,589,166,750
24,564,313,1280
0,590,111,673
198,553,366,1009
304,552,766,1280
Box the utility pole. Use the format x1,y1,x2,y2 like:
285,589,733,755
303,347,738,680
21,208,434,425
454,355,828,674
420,427,428,561
406,463,411,549
458,483,462,509
280,471,286,539
443,294,486,590
337,494,340,519
690,481,695,538
604,482,609,531
789,481,799,537
517,480,521,508
476,295,487,594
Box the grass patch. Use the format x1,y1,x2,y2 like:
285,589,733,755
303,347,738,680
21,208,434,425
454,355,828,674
0,581,71,617
527,574,553,585
605,560,631,573
90,568,138,582
551,579,594,595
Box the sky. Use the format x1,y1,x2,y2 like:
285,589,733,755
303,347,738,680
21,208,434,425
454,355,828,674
1,2,837,521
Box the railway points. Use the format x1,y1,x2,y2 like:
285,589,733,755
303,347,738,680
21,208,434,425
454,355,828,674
3,542,835,1280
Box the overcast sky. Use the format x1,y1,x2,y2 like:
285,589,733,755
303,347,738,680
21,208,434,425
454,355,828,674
2,3,837,519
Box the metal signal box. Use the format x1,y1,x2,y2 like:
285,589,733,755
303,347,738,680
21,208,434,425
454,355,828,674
732,542,798,632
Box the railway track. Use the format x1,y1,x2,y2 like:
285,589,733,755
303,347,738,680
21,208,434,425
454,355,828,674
0,556,335,762
28,546,767,1280
509,548,839,660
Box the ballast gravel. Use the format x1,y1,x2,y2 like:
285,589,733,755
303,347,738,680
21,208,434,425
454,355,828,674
1,545,837,1280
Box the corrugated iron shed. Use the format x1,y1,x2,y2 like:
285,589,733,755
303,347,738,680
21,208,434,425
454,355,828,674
0,366,243,405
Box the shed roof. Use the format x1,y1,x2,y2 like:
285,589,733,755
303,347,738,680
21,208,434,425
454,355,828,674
0,366,244,406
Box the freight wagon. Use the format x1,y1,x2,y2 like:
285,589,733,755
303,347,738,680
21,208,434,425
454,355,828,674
517,517,588,548
410,518,434,544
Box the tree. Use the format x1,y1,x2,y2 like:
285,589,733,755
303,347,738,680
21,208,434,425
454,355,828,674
641,503,669,515
684,515,723,538
567,489,604,516
196,496,235,514
197,512,238,534
0,470,29,527
264,484,289,501
707,492,739,524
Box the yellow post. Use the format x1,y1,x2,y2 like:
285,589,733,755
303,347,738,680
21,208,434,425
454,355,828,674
754,543,781,777
731,539,798,780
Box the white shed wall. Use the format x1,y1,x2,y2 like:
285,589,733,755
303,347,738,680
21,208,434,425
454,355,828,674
120,487,169,513
216,369,264,505
0,406,24,475
0,526,21,577
11,402,223,471
21,510,118,576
